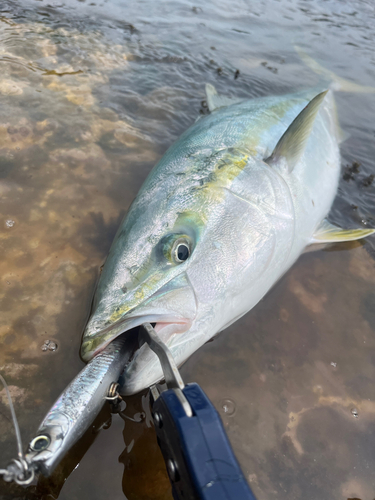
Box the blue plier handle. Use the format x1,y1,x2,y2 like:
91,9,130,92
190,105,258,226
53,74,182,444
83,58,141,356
139,323,257,500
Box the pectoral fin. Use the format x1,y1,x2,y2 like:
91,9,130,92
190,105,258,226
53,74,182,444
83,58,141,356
265,90,328,173
311,219,375,243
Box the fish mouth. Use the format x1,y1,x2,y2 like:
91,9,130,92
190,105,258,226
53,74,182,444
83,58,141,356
81,272,197,361
81,312,192,361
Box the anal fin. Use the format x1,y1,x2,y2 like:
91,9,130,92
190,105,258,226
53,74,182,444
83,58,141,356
311,219,375,244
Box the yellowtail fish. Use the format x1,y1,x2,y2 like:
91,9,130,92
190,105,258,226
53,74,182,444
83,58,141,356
81,62,375,395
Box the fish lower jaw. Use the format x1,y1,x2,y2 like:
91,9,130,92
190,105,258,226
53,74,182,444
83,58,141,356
119,319,193,395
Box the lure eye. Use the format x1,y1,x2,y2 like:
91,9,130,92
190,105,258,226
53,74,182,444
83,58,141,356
30,435,50,452
175,243,190,262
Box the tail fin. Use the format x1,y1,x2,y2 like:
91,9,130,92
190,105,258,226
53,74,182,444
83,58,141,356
295,46,375,93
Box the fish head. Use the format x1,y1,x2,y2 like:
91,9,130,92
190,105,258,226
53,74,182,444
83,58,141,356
80,180,209,365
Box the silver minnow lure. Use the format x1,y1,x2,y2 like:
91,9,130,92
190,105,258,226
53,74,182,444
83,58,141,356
1,335,132,483
25,336,131,476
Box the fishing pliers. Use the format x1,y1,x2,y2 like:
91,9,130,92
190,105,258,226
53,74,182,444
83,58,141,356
139,323,257,500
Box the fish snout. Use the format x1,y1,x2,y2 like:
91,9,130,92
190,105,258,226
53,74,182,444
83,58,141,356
81,273,197,362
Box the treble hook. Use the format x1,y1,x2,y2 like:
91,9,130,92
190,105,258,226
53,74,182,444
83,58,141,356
0,374,35,485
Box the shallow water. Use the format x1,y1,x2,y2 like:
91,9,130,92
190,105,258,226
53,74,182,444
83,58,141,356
0,0,374,499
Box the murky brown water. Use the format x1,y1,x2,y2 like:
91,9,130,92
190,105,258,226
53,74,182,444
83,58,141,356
0,0,375,499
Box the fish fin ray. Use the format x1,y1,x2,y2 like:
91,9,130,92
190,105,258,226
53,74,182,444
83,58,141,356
205,83,243,112
311,219,375,243
265,91,328,173
295,46,375,94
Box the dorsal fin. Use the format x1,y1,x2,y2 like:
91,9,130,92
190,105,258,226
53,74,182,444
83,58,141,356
205,84,243,112
265,90,328,173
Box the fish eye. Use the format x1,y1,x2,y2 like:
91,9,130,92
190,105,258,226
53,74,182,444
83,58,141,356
30,435,50,452
174,242,190,262
163,235,192,264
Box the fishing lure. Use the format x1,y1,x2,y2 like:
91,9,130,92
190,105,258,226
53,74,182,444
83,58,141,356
0,334,134,483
